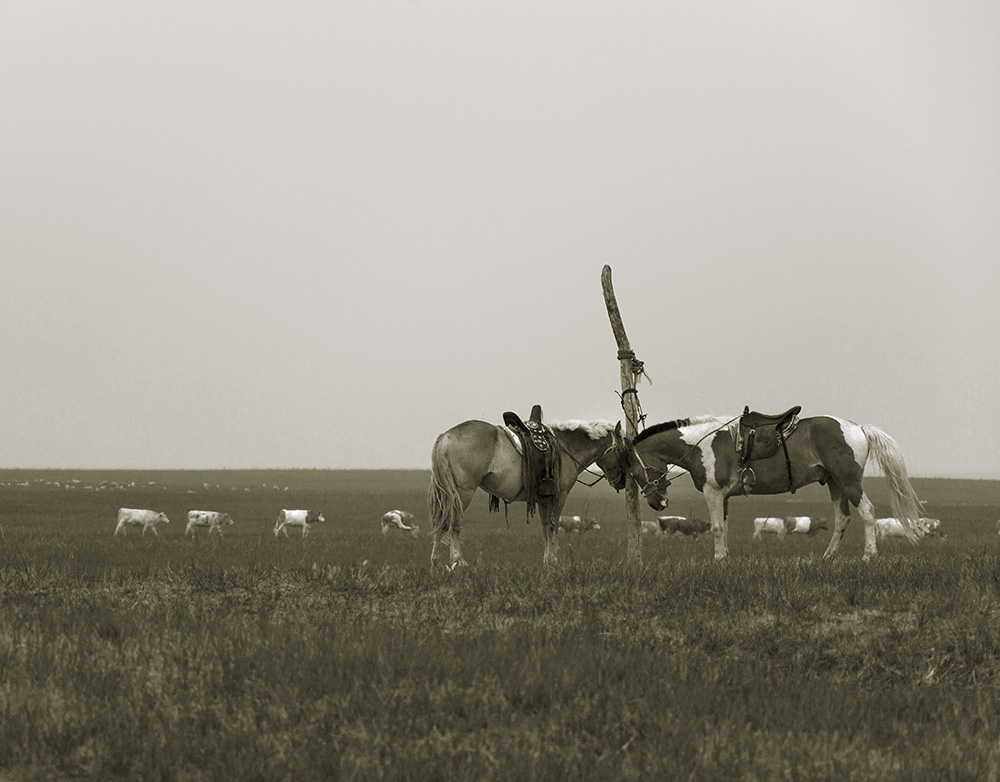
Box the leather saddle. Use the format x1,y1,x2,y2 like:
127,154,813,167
737,405,801,491
502,404,559,515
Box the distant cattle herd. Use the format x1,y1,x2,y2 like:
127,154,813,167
0,479,963,545
104,509,953,543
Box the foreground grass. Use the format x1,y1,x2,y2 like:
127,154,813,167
3,529,1000,781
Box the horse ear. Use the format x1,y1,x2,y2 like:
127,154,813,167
612,421,623,444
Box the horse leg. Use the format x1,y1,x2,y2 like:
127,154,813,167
436,486,475,569
822,482,853,560
704,486,729,560
430,529,445,567
540,498,565,566
857,492,878,561
449,522,469,568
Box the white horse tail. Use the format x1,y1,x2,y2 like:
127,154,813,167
861,424,923,543
428,433,462,537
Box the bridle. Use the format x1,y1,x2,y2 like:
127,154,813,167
630,447,672,502
600,439,671,502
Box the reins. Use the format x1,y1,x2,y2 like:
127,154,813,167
551,430,608,488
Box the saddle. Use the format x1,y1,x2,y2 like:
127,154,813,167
501,404,560,519
737,405,800,492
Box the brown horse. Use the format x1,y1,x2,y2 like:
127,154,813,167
427,419,637,567
610,414,924,561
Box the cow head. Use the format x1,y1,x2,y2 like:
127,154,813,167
159,513,170,524
222,514,234,526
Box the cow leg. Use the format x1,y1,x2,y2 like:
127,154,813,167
822,482,853,560
704,486,728,560
857,492,878,561
114,522,125,536
302,524,310,538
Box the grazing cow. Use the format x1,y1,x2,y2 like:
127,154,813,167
381,510,420,537
641,520,662,535
185,510,234,537
114,508,169,537
877,517,943,540
752,517,787,539
658,515,711,538
556,515,601,534
786,516,829,536
916,518,943,537
274,509,325,538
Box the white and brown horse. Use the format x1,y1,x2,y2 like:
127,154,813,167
428,419,641,568
609,414,924,561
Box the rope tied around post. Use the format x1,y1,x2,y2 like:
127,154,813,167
615,348,650,431
616,349,651,386
617,388,648,431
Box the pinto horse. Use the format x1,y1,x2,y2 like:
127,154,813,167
428,419,634,568
612,414,924,561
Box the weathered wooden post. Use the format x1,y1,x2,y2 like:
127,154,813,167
601,265,646,565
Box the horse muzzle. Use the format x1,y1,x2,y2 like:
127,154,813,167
646,496,668,511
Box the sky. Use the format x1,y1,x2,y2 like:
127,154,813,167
2,1,998,478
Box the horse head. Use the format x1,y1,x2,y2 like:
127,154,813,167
595,423,671,511
594,422,629,491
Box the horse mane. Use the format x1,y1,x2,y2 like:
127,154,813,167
633,415,732,445
550,419,616,440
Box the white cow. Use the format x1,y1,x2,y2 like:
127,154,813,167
185,510,234,537
916,518,943,537
877,517,943,540
641,520,662,535
752,517,787,539
786,516,829,536
381,510,420,537
556,515,601,534
274,509,325,538
115,508,169,537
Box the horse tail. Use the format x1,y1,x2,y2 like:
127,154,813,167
861,424,924,544
428,432,463,537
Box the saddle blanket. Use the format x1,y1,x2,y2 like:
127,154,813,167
502,425,525,456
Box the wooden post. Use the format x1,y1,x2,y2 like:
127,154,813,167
601,265,644,566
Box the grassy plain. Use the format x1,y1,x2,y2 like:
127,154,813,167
1,470,999,781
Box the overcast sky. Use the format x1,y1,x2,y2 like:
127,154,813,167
2,1,998,478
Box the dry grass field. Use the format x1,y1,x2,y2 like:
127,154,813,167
1,469,999,781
